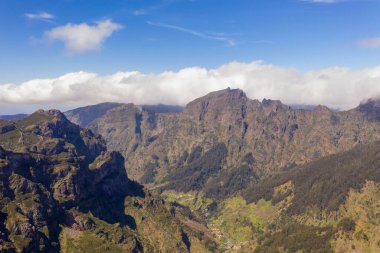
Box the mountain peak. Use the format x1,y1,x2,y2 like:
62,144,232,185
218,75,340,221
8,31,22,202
314,105,332,113
184,88,248,120
187,88,246,105
206,87,246,100
41,108,67,117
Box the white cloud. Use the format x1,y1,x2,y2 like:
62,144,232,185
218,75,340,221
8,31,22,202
1,61,380,114
25,11,55,23
358,37,380,48
45,19,122,54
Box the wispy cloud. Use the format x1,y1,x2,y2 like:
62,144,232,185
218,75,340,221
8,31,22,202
358,37,380,48
147,21,235,46
25,11,56,23
44,19,122,54
133,9,148,16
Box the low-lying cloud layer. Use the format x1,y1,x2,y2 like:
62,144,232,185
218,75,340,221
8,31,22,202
1,61,380,114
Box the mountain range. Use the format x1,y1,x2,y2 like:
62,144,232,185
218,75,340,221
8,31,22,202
1,88,379,252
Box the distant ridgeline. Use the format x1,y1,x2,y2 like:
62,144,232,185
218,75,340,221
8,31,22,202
0,114,28,121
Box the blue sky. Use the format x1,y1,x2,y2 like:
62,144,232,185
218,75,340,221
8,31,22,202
1,0,380,115
1,0,380,84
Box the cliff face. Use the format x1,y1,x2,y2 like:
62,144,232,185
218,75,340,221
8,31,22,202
0,110,215,253
66,89,380,197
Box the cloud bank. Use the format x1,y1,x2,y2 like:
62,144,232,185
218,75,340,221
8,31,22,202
45,19,122,54
1,61,380,114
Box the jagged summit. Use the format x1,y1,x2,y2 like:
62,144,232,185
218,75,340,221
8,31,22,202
36,108,65,116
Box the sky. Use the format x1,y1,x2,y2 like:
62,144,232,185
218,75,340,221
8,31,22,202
1,0,380,114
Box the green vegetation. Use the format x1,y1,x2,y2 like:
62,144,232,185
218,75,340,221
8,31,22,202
210,197,279,245
255,222,334,253
60,210,137,253
162,191,215,212
204,163,258,199
60,231,126,253
243,141,380,214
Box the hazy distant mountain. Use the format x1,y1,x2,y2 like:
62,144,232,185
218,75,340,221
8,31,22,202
64,103,183,128
0,113,28,120
64,102,124,128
